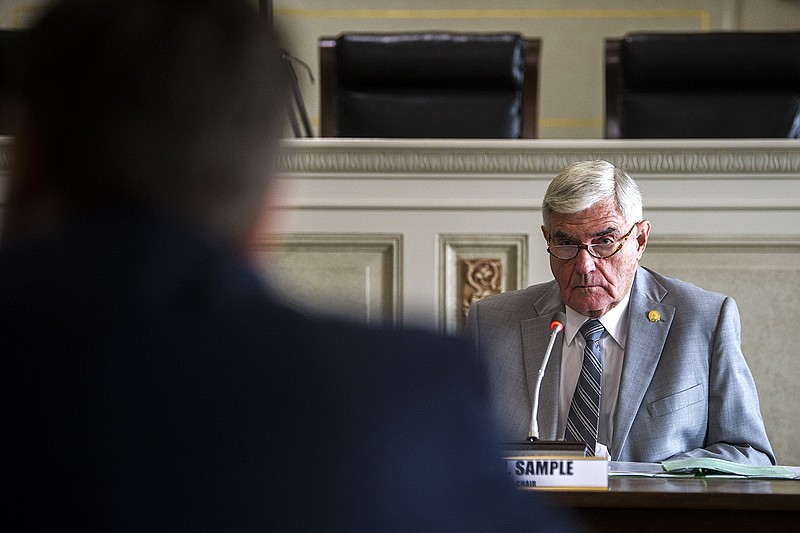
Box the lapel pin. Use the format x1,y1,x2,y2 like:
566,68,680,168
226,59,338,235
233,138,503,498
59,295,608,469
648,310,661,322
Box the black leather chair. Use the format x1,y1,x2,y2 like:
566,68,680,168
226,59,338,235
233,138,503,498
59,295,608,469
605,31,800,138
319,32,540,138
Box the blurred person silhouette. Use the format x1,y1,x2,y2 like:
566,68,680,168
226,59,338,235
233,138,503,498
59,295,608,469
0,0,581,531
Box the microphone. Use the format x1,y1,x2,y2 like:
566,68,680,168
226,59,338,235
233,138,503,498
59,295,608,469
528,311,566,441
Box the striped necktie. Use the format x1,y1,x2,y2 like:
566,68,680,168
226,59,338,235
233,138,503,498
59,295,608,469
565,319,605,456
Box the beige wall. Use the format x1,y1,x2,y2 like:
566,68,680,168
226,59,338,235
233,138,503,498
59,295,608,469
3,1,799,138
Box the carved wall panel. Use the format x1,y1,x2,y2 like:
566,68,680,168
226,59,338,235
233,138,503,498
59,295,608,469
251,233,402,326
642,235,800,466
439,234,527,333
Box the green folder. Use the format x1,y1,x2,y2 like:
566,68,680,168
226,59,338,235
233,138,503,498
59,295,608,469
662,457,797,479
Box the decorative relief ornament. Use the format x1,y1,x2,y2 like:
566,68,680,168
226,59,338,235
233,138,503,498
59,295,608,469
462,258,503,322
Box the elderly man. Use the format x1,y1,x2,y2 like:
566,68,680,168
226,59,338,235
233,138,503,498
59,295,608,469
466,160,774,465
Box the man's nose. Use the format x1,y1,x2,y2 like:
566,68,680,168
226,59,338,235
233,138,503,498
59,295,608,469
573,247,597,274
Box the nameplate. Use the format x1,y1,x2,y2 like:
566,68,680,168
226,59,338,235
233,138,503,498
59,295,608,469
505,455,608,490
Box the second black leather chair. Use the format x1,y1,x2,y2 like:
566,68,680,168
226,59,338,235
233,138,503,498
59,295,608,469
605,31,800,139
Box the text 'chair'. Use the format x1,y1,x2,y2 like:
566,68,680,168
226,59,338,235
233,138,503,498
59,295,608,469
320,32,540,139
605,31,800,138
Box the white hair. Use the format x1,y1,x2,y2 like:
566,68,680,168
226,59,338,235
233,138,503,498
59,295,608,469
542,160,643,228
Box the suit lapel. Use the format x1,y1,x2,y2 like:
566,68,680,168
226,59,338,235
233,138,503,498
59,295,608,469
520,284,564,440
611,267,675,457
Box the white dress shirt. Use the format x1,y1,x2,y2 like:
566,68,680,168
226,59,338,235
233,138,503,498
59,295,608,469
558,291,631,458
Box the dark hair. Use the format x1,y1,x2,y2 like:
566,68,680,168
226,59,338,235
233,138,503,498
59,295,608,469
15,0,288,241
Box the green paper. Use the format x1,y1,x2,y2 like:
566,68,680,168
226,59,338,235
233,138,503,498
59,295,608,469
662,457,797,479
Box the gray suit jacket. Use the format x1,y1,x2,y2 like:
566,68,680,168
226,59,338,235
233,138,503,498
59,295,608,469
466,266,775,465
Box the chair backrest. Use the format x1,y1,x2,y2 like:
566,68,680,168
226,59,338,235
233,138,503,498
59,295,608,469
605,32,800,138
319,32,540,139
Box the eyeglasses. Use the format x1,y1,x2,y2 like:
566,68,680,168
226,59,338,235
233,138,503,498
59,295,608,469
547,222,640,260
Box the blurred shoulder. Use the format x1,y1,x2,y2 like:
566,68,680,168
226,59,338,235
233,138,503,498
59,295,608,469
297,310,476,366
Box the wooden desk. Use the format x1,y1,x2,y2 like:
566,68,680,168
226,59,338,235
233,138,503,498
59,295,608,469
540,476,800,532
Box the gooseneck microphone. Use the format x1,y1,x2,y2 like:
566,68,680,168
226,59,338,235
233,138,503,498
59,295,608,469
528,311,566,441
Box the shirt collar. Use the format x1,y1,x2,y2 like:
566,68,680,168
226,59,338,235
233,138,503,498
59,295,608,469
563,289,631,349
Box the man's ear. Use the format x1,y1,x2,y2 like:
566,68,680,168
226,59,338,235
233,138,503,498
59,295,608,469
541,224,550,242
635,220,651,258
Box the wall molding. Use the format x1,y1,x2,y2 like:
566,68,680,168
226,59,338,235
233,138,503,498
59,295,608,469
3,137,799,179
276,139,800,179
646,233,800,251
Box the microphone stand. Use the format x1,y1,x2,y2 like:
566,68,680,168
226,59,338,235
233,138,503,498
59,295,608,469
528,316,562,440
503,312,588,457
260,0,315,138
